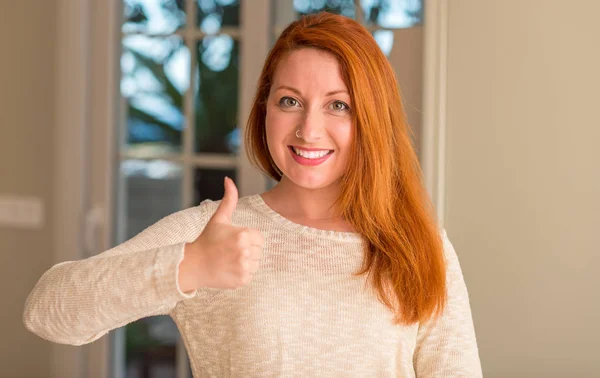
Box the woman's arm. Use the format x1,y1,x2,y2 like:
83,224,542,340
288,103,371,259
23,202,208,346
413,229,483,377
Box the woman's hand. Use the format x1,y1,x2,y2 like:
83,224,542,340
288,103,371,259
179,177,264,292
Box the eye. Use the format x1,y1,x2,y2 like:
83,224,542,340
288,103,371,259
279,96,299,108
330,100,350,112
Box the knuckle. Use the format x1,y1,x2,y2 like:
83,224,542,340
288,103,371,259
236,230,248,245
238,249,249,262
235,273,250,287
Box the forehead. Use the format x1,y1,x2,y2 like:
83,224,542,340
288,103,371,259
271,48,348,92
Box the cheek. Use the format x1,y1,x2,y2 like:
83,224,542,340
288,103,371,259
265,110,288,157
264,111,278,146
265,108,296,144
331,118,354,150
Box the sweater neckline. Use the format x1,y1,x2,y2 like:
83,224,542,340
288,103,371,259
247,194,363,243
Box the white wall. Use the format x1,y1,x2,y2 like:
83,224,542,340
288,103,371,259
443,1,599,376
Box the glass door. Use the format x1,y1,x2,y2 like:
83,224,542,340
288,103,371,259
113,1,270,377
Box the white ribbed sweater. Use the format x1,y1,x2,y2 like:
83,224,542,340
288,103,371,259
23,194,482,377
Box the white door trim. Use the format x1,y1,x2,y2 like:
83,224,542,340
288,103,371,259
53,0,119,377
238,0,271,196
85,0,121,377
53,0,91,377
421,0,449,227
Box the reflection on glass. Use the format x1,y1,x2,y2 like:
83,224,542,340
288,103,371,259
193,167,237,205
123,0,186,34
119,159,183,378
121,35,189,151
274,0,356,26
197,0,240,32
373,29,394,56
295,0,355,17
194,36,240,154
361,0,422,28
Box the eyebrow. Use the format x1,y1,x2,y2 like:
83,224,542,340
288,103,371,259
274,85,349,97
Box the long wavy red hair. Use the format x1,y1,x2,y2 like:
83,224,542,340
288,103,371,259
245,12,447,325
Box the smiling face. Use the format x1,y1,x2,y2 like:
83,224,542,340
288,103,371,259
265,48,354,191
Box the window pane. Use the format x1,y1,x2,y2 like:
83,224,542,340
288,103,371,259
361,0,423,28
121,35,189,152
123,0,186,34
120,159,182,238
125,316,178,378
194,36,240,154
193,167,237,205
273,0,356,27
118,159,183,378
373,29,394,56
196,0,240,32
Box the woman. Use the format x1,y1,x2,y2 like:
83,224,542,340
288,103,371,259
24,13,482,377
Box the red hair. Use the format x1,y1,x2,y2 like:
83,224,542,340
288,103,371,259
245,12,446,325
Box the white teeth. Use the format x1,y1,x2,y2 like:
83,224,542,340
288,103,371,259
292,147,331,159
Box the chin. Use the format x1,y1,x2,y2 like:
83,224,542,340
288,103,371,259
284,172,342,191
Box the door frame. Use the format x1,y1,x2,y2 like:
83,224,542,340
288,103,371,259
53,0,95,378
421,0,449,226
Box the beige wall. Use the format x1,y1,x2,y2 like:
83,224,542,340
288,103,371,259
10,0,598,377
0,1,56,378
389,26,424,160
444,1,599,376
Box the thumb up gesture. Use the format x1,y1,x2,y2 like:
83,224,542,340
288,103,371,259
179,177,264,291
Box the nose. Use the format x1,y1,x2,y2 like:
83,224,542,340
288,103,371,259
297,108,325,142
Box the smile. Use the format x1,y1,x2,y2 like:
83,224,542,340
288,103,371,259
291,146,332,158
288,146,334,166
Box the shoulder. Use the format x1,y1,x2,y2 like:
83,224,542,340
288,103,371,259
439,228,460,265
438,228,470,289
439,228,454,259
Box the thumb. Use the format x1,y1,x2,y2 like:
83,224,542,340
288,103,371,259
209,177,238,224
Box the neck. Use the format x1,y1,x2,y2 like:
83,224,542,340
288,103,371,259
262,176,344,221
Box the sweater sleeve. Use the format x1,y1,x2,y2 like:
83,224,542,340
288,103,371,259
413,229,483,377
23,202,209,346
